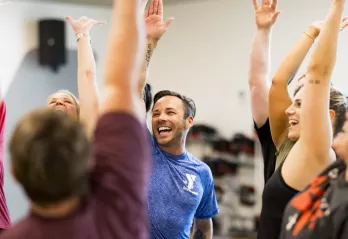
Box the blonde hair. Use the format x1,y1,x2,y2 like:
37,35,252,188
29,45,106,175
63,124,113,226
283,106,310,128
49,90,80,117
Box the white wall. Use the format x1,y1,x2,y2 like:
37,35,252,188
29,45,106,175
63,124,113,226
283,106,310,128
150,0,348,138
2,0,348,222
0,1,112,97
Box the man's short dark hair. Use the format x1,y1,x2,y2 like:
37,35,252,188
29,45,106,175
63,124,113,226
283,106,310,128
143,83,152,113
9,107,90,207
153,90,196,118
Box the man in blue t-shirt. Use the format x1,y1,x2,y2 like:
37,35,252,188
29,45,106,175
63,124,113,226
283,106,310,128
141,1,218,238
147,90,219,239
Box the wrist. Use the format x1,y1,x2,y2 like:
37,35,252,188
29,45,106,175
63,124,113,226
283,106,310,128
147,37,158,48
306,26,319,39
256,28,272,39
76,33,91,43
257,27,272,34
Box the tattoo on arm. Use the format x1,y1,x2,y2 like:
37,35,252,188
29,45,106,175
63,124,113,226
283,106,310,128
193,229,207,239
145,43,153,67
308,80,321,84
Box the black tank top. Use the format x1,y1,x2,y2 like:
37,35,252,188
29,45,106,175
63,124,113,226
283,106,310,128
257,162,299,239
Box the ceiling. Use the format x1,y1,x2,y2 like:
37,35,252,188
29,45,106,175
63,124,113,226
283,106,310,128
21,0,195,7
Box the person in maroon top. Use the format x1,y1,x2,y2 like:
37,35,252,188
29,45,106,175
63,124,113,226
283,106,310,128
0,99,11,231
0,0,150,238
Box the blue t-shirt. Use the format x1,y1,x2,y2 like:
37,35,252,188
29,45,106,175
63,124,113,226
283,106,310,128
148,132,219,239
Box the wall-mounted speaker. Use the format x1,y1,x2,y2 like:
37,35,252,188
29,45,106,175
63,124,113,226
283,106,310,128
38,19,66,72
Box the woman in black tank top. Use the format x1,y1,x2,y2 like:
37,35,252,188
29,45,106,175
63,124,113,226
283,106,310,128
257,1,348,239
277,2,348,238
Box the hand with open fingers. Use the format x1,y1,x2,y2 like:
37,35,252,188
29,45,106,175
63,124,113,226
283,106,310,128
144,0,174,41
253,0,280,29
141,0,149,12
65,16,106,35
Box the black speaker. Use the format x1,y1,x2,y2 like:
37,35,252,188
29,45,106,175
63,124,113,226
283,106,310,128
38,19,66,72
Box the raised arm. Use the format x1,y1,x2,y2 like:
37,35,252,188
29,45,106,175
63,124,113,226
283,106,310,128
100,0,146,120
269,22,321,147
299,0,344,160
138,0,173,96
249,0,280,128
65,16,105,138
91,2,151,237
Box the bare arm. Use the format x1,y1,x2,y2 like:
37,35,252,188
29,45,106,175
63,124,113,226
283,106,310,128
192,219,212,239
100,0,146,120
138,38,157,97
299,1,343,160
281,1,345,191
65,16,106,138
249,0,280,128
269,24,320,148
138,0,173,97
249,29,272,127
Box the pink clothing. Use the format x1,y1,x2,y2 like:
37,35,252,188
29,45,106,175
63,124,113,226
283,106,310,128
0,101,11,229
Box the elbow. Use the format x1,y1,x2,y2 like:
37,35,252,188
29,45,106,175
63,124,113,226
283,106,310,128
271,72,286,86
271,76,279,87
85,69,97,79
307,62,334,78
78,68,96,79
271,76,288,90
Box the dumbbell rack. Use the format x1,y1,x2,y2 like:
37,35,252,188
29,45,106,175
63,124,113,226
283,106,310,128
187,129,258,238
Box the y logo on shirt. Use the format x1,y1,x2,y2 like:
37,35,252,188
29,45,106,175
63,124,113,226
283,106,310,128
183,174,198,195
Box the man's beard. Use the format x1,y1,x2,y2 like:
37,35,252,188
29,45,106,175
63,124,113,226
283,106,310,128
154,123,186,148
155,130,183,147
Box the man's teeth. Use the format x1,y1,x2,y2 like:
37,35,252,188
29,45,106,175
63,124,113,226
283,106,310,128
158,127,171,132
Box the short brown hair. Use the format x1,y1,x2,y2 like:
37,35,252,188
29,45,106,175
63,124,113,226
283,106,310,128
153,90,196,118
9,107,90,206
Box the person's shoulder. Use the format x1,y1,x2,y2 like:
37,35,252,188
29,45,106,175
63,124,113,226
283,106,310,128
187,153,212,177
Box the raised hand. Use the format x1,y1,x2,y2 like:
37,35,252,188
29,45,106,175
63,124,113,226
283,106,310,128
65,16,106,34
253,0,280,29
144,0,174,41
